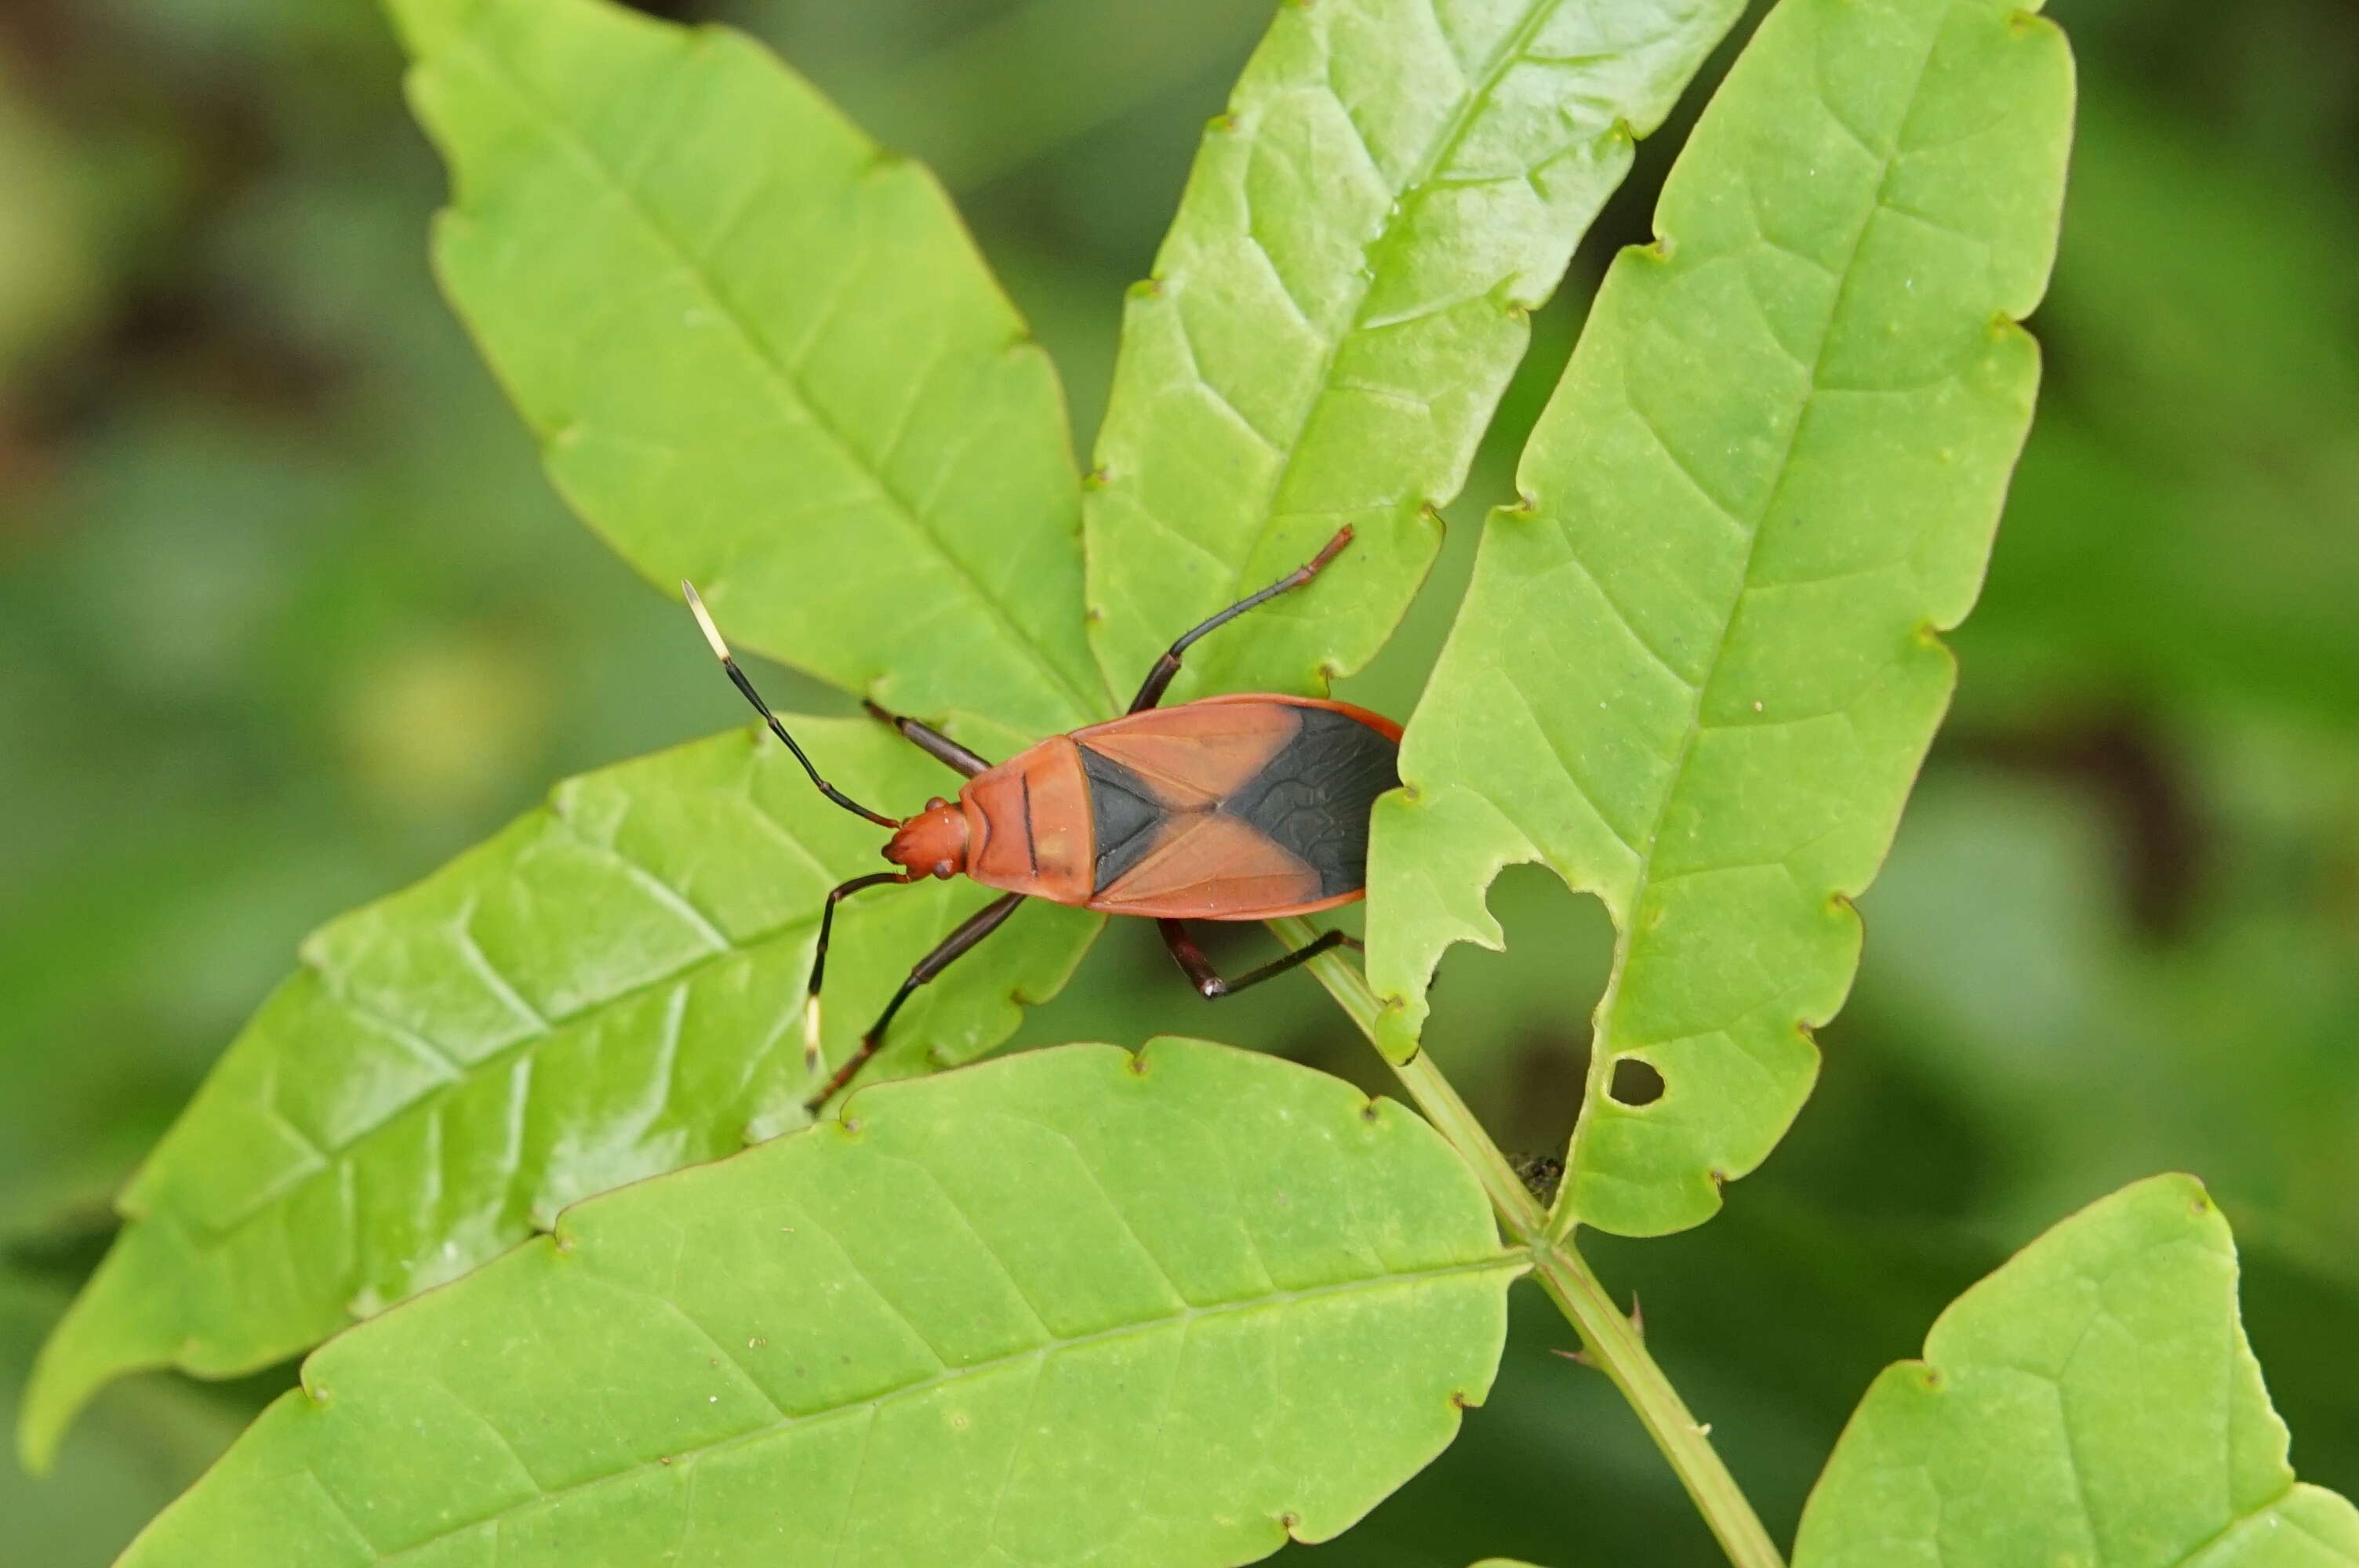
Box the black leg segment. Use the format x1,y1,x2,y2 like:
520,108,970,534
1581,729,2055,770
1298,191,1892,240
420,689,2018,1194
1128,524,1356,713
863,699,994,779
801,871,911,1072
1158,919,1361,1000
810,872,911,1000
805,891,1027,1112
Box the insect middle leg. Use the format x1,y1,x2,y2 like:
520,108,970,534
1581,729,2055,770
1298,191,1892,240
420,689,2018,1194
1128,524,1356,713
805,891,1027,1112
1157,919,1361,1000
863,699,993,778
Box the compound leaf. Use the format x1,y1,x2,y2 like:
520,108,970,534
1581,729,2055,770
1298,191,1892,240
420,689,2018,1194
1796,1174,2359,1566
393,0,1113,741
1365,0,2075,1236
1085,0,1745,708
21,722,1099,1468
118,1041,1521,1567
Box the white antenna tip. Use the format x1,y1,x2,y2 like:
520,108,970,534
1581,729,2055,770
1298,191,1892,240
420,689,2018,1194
682,581,731,662
801,996,825,1075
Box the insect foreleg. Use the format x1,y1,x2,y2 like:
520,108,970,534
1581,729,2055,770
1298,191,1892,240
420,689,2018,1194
801,871,912,1076
805,891,1027,1112
1157,919,1361,999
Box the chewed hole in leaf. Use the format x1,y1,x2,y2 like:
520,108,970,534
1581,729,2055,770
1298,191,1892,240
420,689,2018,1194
1606,1058,1665,1108
1424,866,1613,1156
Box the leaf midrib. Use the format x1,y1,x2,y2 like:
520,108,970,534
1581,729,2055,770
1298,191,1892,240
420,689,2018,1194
359,1254,1522,1563
1157,0,1584,652
1558,21,1954,1225
436,25,1107,727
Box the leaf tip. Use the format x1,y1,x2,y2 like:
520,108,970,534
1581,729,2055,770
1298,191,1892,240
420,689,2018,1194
16,1234,189,1472
2154,1170,2215,1217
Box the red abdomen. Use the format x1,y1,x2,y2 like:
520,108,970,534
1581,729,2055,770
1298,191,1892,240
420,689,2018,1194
956,695,1401,920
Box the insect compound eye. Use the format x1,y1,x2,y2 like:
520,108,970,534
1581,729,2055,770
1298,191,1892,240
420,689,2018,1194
925,797,949,811
932,859,955,880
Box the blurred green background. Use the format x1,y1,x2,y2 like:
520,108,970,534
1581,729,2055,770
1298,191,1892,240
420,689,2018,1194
2,0,2354,1562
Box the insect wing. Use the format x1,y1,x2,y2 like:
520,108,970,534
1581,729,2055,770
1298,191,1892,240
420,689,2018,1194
1074,698,1400,920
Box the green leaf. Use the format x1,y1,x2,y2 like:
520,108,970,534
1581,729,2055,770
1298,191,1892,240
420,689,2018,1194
391,0,1113,740
118,1041,1521,1566
1365,0,2075,1236
1,1274,247,1568
20,721,1099,1469
1084,0,1745,707
1795,1174,2359,1566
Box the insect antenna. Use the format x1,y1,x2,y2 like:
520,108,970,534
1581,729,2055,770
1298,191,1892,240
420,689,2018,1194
682,583,900,829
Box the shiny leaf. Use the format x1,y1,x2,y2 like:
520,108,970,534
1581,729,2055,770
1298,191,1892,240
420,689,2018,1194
1366,0,2075,1236
1085,0,1744,707
1797,1174,2359,1566
119,1041,1521,1566
20,721,1098,1467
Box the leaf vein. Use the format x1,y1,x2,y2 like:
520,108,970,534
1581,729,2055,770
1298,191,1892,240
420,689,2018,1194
1157,0,1601,625
373,1258,1518,1564
442,33,1102,721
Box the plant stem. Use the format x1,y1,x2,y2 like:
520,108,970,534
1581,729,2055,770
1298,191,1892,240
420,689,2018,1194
1272,918,1787,1568
1525,1247,1785,1568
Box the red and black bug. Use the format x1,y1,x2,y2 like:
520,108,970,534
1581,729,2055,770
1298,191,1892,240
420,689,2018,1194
683,526,1395,1109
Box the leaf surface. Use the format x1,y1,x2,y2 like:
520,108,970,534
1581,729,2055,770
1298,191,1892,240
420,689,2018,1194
118,1041,1521,1566
20,721,1098,1467
1084,0,1745,707
392,0,1111,740
1796,1174,2359,1566
1365,0,2075,1236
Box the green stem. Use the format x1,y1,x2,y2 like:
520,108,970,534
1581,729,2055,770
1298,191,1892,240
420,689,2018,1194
1525,1246,1784,1568
1270,917,1786,1568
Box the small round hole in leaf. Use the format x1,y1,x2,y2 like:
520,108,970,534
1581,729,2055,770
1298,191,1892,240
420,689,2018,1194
1608,1056,1664,1106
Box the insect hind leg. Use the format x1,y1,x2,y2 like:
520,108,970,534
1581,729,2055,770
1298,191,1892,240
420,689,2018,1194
1158,919,1360,999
